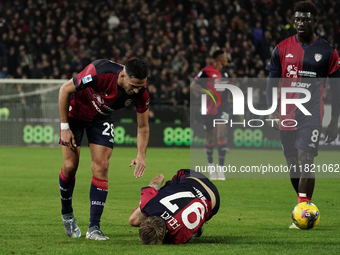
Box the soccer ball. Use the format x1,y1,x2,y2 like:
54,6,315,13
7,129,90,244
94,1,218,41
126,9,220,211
292,202,320,230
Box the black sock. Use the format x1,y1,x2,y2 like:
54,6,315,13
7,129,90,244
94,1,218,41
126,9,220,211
217,141,227,166
89,176,108,228
59,170,75,215
205,142,214,164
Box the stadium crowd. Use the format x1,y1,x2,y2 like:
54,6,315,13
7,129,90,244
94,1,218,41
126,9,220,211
0,0,339,107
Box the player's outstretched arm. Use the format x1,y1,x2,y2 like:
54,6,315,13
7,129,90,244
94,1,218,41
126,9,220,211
59,79,77,150
148,174,165,190
130,109,150,178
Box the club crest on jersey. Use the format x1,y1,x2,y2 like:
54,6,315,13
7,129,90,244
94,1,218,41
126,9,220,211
124,99,133,106
314,54,322,62
82,74,92,84
286,65,298,78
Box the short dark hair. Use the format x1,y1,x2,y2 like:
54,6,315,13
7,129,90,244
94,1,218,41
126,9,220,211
125,58,148,80
294,1,317,17
139,216,166,245
212,49,225,59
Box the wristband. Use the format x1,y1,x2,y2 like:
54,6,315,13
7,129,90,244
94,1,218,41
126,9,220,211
60,123,70,130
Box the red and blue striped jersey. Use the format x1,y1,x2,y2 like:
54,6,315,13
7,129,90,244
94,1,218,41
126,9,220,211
195,64,228,115
140,170,214,244
69,59,149,121
266,35,340,130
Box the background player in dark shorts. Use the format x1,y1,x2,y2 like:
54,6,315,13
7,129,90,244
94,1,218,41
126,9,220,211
58,58,150,240
129,169,220,244
191,50,229,180
266,1,340,228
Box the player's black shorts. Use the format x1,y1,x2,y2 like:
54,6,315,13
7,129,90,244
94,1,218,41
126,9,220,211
280,126,321,158
170,169,220,216
61,116,115,149
202,107,229,132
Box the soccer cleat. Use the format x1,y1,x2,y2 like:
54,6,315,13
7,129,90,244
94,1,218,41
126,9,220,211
86,226,109,240
289,222,300,229
208,164,218,180
62,214,81,238
216,165,226,180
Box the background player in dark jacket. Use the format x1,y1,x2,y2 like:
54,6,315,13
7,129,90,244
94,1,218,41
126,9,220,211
266,1,340,228
58,58,150,240
191,50,229,180
129,170,220,244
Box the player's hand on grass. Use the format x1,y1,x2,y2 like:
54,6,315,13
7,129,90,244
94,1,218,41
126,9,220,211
129,157,146,178
325,117,339,143
61,130,77,150
269,110,280,130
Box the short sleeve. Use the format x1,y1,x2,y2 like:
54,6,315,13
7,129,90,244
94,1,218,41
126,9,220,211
135,88,150,113
195,69,208,79
140,186,158,214
328,49,340,75
73,63,98,90
265,46,282,75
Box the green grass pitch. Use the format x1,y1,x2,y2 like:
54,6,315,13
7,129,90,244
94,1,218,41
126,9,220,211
0,147,339,254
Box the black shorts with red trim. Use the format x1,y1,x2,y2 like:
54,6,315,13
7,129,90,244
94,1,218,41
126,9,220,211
60,116,115,148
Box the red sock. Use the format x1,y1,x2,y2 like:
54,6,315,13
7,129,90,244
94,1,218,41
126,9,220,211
297,193,311,204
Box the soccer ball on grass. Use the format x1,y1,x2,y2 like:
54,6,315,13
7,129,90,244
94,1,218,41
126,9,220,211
292,202,320,230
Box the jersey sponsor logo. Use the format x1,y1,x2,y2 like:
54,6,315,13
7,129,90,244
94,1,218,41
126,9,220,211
124,99,133,106
192,186,208,210
314,53,322,62
285,53,294,58
91,100,108,115
337,58,340,67
212,74,218,78
286,65,317,78
286,65,298,78
103,105,114,112
291,82,311,88
93,94,104,105
298,70,316,77
82,74,92,84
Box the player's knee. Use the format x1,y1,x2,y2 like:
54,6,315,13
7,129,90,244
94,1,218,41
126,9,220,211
298,151,314,164
63,161,79,174
92,161,109,173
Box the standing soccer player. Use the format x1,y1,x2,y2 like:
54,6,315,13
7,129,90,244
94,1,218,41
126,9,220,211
191,50,229,180
266,1,340,228
129,169,220,244
58,58,150,239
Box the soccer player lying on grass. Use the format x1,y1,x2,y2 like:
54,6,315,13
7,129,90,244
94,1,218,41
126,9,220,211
129,169,220,244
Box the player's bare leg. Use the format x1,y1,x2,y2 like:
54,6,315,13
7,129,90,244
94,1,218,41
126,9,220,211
86,144,112,240
60,146,81,237
216,124,227,180
205,128,217,180
286,156,299,194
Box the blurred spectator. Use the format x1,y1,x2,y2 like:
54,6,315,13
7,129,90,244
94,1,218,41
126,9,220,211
0,0,338,107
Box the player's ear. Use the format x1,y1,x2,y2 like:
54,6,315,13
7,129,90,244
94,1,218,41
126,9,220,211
313,16,317,25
